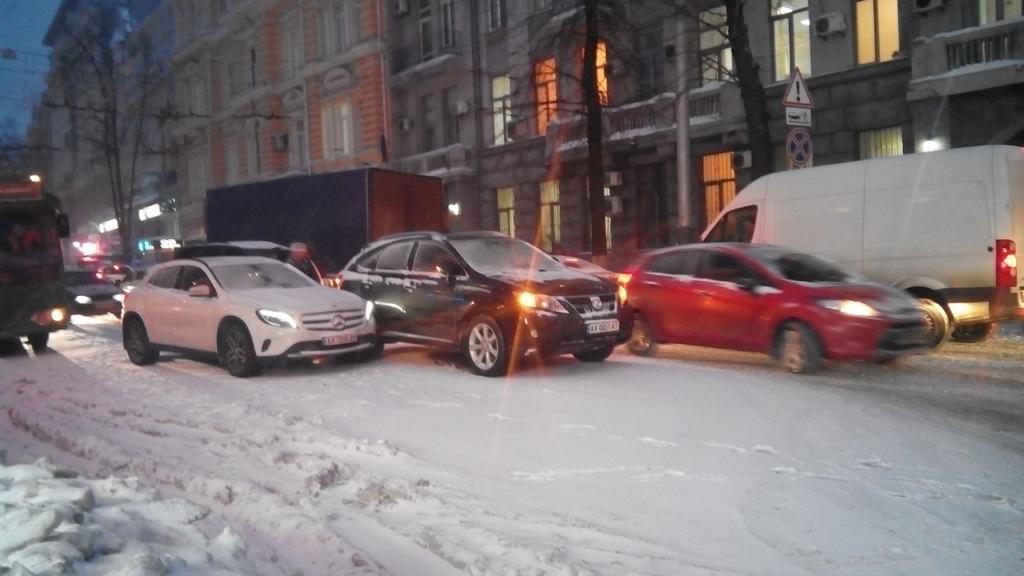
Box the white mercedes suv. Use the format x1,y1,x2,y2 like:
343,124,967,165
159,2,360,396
122,256,377,377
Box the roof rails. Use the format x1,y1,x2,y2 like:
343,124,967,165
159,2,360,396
375,231,447,242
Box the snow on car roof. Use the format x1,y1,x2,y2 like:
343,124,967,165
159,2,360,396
172,255,286,267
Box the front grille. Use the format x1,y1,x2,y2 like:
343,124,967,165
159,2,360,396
300,309,365,331
563,294,617,317
91,294,115,302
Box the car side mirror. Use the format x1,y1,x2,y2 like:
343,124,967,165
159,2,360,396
736,277,759,293
437,260,462,281
188,285,212,298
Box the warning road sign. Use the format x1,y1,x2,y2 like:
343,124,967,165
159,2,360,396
782,68,814,109
786,127,813,167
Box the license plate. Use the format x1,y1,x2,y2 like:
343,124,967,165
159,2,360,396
322,334,357,347
587,319,619,334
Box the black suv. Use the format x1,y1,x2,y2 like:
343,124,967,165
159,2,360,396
339,231,631,376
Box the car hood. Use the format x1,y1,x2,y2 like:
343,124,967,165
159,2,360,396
489,268,613,296
802,282,919,315
227,286,365,314
66,285,122,297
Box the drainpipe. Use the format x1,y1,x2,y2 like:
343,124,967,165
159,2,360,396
378,0,391,166
468,0,485,229
674,16,691,242
301,2,312,174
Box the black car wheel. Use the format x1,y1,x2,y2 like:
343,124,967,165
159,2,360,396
628,314,655,356
573,345,615,363
218,322,260,378
123,317,158,365
27,333,49,354
462,315,509,377
776,322,823,374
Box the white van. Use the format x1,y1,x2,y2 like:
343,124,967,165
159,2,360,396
702,145,1023,346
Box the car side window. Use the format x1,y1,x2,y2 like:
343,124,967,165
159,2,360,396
698,252,759,284
148,266,180,289
647,251,699,276
411,243,462,275
375,242,414,271
179,266,216,295
352,249,381,272
706,206,758,243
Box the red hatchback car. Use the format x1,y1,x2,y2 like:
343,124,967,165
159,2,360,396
622,243,929,373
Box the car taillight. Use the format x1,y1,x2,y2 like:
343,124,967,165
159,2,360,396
95,271,103,279
996,239,1017,288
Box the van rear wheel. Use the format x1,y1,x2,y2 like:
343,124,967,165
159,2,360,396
917,298,951,348
950,322,995,343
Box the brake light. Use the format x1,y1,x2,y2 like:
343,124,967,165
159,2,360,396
996,239,1017,288
95,271,103,280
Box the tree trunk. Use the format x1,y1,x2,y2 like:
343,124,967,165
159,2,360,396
725,0,772,179
583,0,607,257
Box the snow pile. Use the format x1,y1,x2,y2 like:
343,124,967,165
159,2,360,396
0,458,259,576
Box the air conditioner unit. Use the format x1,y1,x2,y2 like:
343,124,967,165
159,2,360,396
814,13,847,37
271,133,289,151
604,171,623,187
452,100,470,116
397,116,414,131
394,0,410,16
733,150,752,169
914,0,944,12
604,195,624,216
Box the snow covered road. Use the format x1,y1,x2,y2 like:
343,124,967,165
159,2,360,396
2,315,1022,575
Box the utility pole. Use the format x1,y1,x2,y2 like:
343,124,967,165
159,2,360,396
583,0,607,257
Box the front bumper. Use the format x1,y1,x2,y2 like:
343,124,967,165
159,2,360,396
276,333,376,359
252,320,377,359
819,313,928,362
70,300,122,316
514,307,633,356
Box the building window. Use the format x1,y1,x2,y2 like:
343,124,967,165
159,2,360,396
699,7,732,84
188,146,207,199
539,180,561,252
441,0,456,47
978,0,1023,24
282,12,303,79
771,0,812,82
859,126,903,159
420,0,434,59
186,76,206,115
290,117,307,169
322,97,355,159
249,45,258,88
701,151,737,227
225,136,239,183
420,93,439,152
496,187,515,238
489,0,507,30
333,0,362,52
856,0,900,64
596,40,609,106
225,54,244,99
491,75,512,146
604,187,613,251
534,58,557,135
250,122,263,175
442,87,460,145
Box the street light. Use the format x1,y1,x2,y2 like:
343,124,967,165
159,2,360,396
28,174,42,183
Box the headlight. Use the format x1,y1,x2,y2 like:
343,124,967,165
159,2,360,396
257,309,298,329
113,293,125,302
364,300,375,321
50,308,66,323
74,295,92,305
818,299,879,317
517,291,568,314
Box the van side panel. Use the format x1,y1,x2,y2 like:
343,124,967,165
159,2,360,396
766,163,866,271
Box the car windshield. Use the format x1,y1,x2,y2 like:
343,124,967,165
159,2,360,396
65,270,111,286
450,237,562,273
211,262,314,290
750,247,853,283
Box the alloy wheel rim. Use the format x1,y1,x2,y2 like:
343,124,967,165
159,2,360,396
468,323,499,370
225,330,247,371
630,321,651,353
783,329,806,372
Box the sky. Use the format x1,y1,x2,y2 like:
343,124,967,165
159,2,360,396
0,0,64,138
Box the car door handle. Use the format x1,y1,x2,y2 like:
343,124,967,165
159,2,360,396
697,290,713,298
402,284,416,293
642,280,660,287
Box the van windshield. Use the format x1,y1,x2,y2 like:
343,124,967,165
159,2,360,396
705,206,757,243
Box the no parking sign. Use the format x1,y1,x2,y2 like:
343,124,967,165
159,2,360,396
786,127,813,168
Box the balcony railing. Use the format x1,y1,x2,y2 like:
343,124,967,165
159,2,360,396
391,39,461,75
394,143,473,176
912,18,1024,81
547,93,676,154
